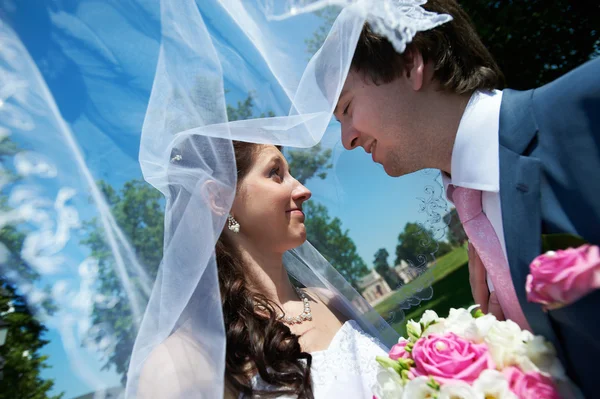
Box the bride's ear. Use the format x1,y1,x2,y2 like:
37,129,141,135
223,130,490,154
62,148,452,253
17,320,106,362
201,180,232,216
403,48,425,91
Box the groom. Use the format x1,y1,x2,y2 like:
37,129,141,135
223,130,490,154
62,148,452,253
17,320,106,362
335,0,600,396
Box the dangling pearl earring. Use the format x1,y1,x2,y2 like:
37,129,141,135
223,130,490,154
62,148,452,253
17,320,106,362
227,214,240,233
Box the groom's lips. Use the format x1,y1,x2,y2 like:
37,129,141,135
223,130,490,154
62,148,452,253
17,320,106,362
371,141,377,162
366,140,375,154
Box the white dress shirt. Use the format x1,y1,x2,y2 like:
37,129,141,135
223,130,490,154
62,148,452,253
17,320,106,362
442,90,507,291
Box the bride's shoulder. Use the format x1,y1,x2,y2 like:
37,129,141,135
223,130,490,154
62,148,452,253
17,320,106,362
304,286,352,307
303,286,336,303
137,329,220,398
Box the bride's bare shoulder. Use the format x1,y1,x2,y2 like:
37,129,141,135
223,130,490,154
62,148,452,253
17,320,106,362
137,330,221,398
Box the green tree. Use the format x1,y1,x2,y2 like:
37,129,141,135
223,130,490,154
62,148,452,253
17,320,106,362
0,284,62,399
443,208,467,248
395,222,452,273
373,248,389,269
82,180,164,383
304,6,340,56
303,202,368,290
287,144,332,185
0,137,61,398
461,1,599,89
373,248,400,289
226,93,275,122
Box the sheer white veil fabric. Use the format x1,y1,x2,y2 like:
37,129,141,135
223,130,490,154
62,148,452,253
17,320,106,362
0,0,451,397
128,0,452,398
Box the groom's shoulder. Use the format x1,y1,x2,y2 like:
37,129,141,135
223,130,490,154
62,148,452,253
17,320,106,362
533,57,600,107
501,58,600,135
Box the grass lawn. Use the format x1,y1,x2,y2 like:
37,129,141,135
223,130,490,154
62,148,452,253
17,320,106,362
374,245,474,337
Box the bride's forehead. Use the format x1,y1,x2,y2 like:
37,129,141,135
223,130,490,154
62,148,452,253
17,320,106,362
254,145,286,163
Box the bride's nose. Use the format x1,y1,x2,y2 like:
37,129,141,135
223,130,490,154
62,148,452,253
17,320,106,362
292,183,311,202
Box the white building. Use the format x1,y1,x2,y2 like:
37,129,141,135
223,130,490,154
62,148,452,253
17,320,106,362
394,260,415,284
357,269,392,305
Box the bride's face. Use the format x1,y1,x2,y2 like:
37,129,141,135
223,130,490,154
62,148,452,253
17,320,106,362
231,145,311,253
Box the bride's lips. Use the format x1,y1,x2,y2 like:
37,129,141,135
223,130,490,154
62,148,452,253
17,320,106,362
287,209,305,218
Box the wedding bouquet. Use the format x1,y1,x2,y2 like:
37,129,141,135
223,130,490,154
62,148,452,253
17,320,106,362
372,306,573,399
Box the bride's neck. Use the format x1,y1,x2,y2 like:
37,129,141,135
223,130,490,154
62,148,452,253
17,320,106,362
237,244,297,305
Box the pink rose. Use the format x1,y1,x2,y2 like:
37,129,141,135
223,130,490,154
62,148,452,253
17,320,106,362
503,366,561,399
526,245,600,310
411,332,494,384
389,339,410,360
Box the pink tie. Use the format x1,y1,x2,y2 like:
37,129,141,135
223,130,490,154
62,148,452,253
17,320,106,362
448,185,531,331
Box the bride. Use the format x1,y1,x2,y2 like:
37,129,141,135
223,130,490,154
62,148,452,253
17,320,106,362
137,141,390,398
125,1,452,398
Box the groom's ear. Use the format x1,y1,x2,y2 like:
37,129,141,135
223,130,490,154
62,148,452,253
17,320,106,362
402,48,425,92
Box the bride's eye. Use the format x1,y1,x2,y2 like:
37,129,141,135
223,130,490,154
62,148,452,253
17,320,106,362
269,167,282,180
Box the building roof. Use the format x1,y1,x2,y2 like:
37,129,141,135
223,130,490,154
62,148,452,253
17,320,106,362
357,269,382,289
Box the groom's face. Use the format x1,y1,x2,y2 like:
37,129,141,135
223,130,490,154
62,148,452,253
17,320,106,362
334,69,425,177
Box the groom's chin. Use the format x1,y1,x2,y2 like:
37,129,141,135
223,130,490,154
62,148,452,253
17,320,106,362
382,162,411,178
381,162,402,178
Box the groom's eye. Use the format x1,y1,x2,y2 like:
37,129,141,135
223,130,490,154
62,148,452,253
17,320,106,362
343,101,351,115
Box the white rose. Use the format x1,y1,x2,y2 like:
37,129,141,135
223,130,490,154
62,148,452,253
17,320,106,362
435,307,495,343
523,336,566,380
484,320,528,368
438,381,483,399
419,310,441,326
407,320,422,341
422,319,446,337
472,369,517,399
372,367,404,399
402,377,438,399
473,314,497,338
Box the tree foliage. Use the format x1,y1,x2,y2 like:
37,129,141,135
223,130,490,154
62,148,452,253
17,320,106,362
0,284,63,399
444,208,467,247
287,145,332,185
0,137,61,398
304,202,368,290
395,222,452,268
373,248,400,289
304,6,340,56
82,180,164,383
460,1,599,89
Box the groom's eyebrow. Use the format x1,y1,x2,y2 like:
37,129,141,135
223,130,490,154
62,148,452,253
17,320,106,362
333,88,349,116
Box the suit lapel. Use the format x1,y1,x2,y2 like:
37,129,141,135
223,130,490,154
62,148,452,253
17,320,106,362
499,90,564,359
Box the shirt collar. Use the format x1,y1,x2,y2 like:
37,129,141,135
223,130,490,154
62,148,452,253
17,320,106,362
442,89,503,198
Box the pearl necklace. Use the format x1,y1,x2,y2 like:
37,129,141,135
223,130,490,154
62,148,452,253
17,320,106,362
278,287,312,325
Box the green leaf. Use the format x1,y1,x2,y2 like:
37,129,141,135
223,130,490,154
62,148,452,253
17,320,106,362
375,356,403,376
427,377,441,391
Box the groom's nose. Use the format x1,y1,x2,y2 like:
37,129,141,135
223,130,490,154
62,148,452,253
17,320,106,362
341,123,360,150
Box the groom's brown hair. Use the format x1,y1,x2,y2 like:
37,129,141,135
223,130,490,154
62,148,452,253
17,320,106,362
351,0,504,94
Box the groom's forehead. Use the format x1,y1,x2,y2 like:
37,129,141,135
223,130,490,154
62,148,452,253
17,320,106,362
334,72,358,110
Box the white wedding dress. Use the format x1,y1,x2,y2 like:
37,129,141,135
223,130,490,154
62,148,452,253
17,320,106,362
247,320,390,398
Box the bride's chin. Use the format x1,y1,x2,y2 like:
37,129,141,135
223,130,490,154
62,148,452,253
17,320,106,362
290,230,307,245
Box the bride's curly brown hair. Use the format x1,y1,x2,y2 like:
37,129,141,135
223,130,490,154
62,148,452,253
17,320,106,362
217,141,314,398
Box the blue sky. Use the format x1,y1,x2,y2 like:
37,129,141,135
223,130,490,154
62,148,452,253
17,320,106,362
2,1,448,397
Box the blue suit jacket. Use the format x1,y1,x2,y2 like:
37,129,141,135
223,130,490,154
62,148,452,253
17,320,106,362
499,57,600,398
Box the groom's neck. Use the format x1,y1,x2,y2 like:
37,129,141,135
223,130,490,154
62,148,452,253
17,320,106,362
421,90,471,175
